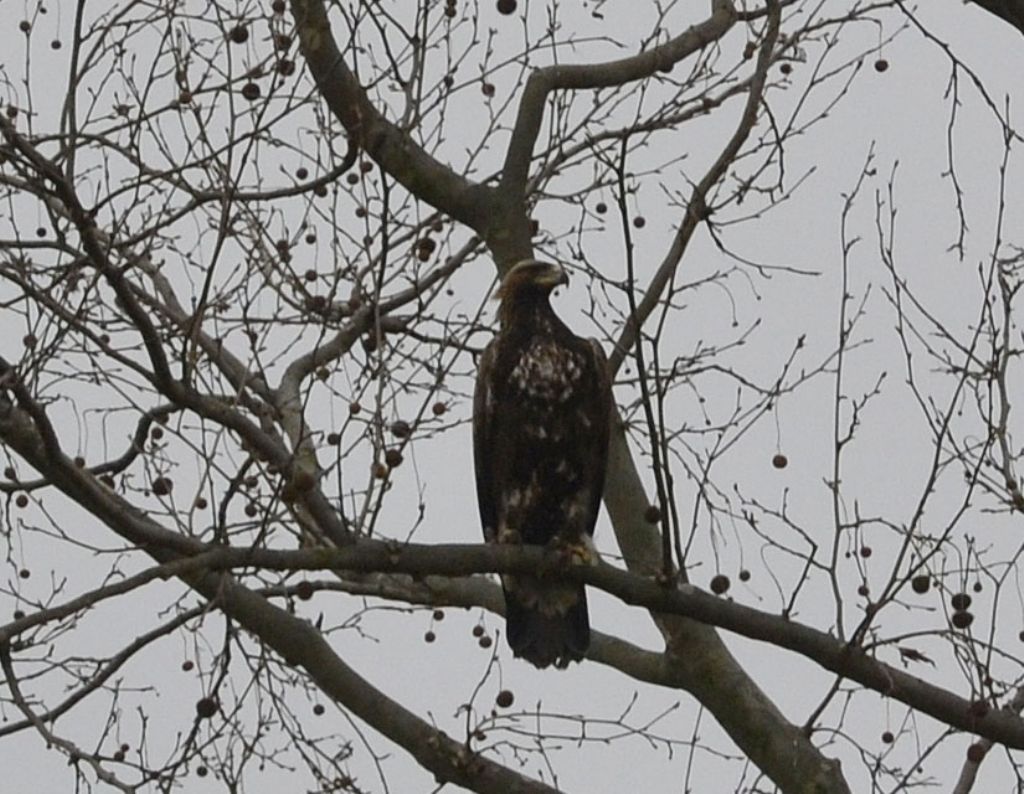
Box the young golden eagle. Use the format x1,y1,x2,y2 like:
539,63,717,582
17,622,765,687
473,259,611,668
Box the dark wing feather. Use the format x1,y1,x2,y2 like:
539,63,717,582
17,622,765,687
472,341,499,542
581,338,611,537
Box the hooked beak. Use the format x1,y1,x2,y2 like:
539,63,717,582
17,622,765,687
536,263,569,289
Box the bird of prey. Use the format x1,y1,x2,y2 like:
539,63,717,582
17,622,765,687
473,259,611,669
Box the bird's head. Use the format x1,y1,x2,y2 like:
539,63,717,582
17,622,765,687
495,259,569,302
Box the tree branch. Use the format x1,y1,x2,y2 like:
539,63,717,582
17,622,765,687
967,0,1024,34
289,0,493,233
500,2,739,197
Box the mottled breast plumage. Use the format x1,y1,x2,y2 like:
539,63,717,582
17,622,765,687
508,340,586,405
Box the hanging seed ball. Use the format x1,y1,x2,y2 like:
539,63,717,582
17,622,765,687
228,25,249,44
881,731,894,744
966,743,986,763
305,233,316,245
973,581,983,593
15,493,29,508
911,574,930,594
196,766,208,778
296,580,314,601
424,630,436,643
182,660,194,671
278,59,296,76
244,502,258,517
19,20,31,33
497,0,517,14
390,419,411,437
433,609,445,621
23,333,36,348
432,402,447,416
709,574,730,595
152,477,173,496
19,568,30,579
384,448,403,468
595,202,607,214
113,749,126,762
151,426,164,441
633,216,646,229
74,456,86,468
296,167,309,180
860,546,872,558
272,0,286,12
313,183,328,197
481,82,495,97
472,625,485,637
772,453,788,469
51,39,61,49
445,5,456,18
874,58,889,73
951,592,972,612
326,432,340,446
643,505,662,524
951,611,974,629
349,402,362,416
372,462,389,479
274,33,291,51
360,160,374,174
738,569,751,582
478,635,493,648
241,82,261,101
13,610,25,620
346,172,359,185
311,703,326,716
195,697,218,719
195,497,208,509
495,689,514,707
780,63,792,75
857,584,869,597
35,226,46,237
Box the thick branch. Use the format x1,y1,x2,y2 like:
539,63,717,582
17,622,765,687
501,2,739,195
967,0,1024,34
289,0,493,232
15,538,1013,755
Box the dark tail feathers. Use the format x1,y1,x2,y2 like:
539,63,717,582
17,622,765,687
505,588,589,669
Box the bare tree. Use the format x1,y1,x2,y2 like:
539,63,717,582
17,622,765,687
2,1,1024,792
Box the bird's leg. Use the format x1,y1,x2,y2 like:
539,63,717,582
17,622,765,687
497,525,522,545
548,532,597,568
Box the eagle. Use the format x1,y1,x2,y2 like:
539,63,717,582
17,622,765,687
473,259,611,668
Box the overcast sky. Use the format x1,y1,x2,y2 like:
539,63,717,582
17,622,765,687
3,1,1024,792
